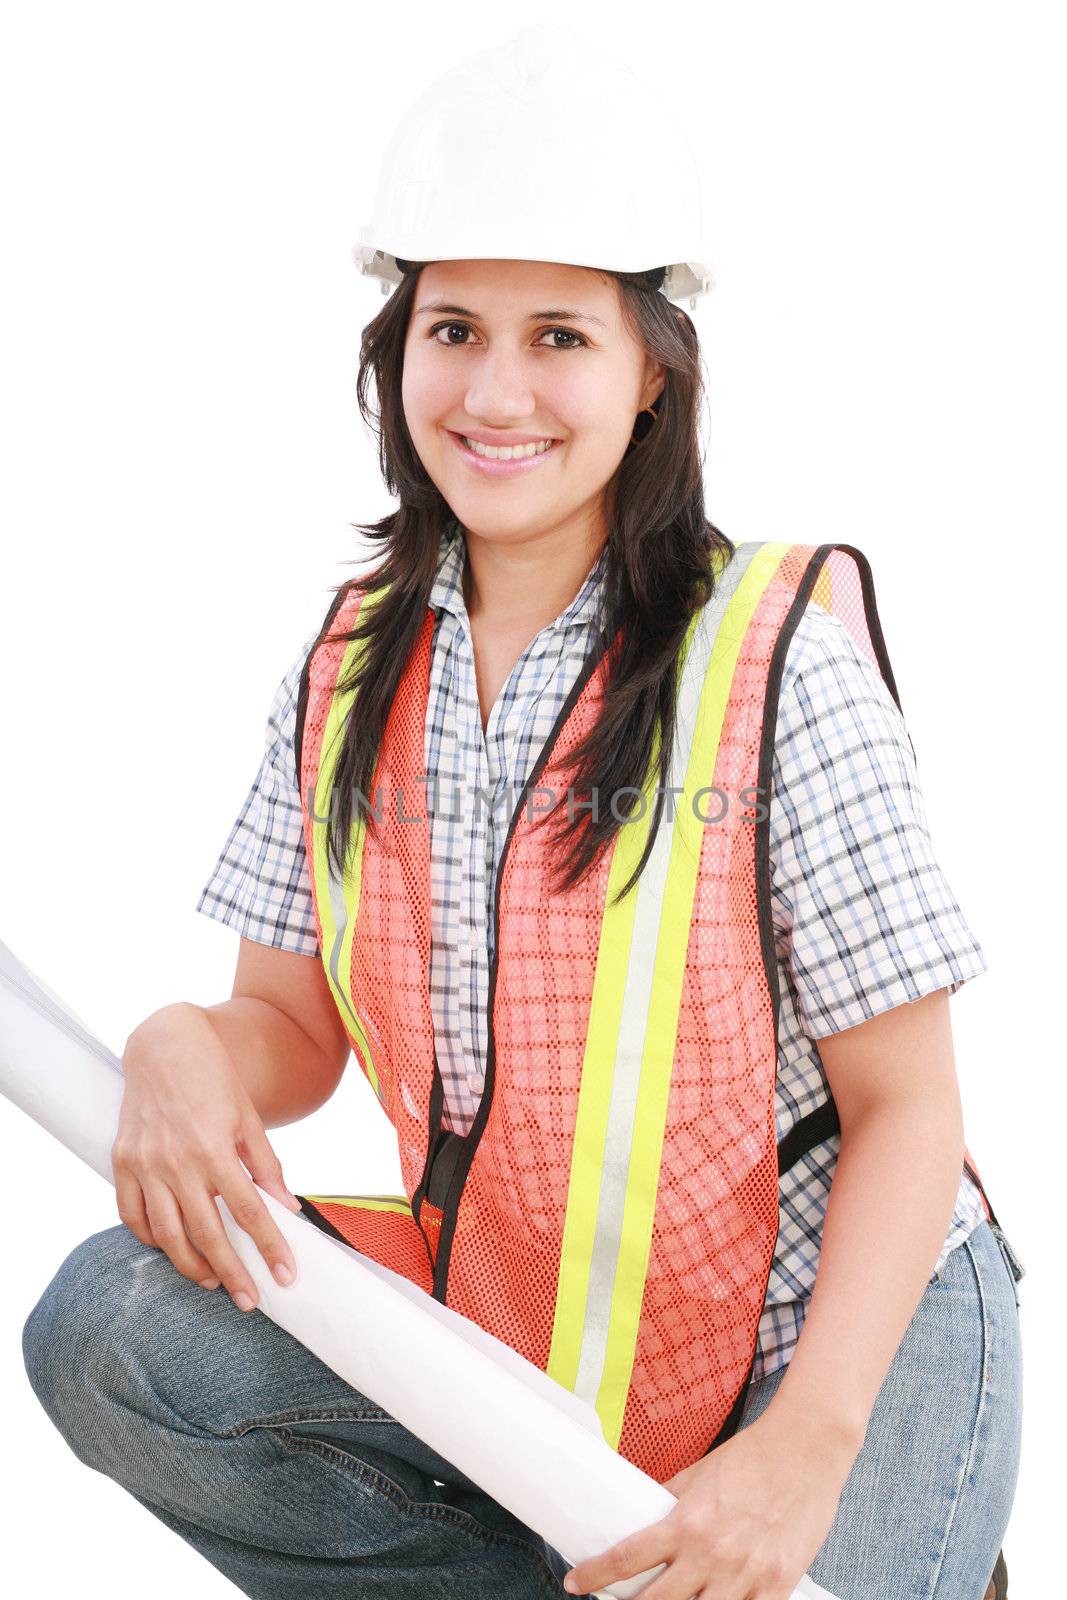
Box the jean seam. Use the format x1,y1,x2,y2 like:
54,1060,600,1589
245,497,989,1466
220,1403,396,1437
989,1225,1023,1308
269,1427,566,1597
927,1231,989,1600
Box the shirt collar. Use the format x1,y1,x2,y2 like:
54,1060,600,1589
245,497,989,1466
429,517,606,633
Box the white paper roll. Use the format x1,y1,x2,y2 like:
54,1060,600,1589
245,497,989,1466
0,934,837,1600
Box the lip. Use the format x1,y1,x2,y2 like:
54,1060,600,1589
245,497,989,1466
446,429,563,478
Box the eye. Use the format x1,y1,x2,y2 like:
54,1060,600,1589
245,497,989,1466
427,321,588,350
429,321,476,346
537,327,588,349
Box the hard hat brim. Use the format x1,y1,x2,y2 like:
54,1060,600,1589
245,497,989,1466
350,243,716,306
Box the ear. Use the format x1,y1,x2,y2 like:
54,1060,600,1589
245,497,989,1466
643,359,666,408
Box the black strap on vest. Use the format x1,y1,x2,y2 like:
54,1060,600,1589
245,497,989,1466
776,1097,841,1176
424,1095,842,1211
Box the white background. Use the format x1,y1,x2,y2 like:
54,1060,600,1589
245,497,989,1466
1,2,1062,1594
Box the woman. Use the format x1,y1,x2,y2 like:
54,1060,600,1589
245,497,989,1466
22,28,1022,1600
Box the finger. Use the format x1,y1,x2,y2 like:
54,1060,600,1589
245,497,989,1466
181,1186,264,1308
141,1180,220,1287
219,1157,299,1292
236,1118,303,1215
605,1560,701,1600
564,1527,673,1594
113,1168,156,1250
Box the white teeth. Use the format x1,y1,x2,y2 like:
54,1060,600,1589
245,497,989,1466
460,435,556,460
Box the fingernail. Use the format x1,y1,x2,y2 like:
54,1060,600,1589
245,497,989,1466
273,1261,294,1285
198,1277,220,1290
287,1190,302,1210
563,1577,578,1593
235,1290,255,1311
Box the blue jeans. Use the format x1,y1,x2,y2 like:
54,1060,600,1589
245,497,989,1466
22,1216,1023,1599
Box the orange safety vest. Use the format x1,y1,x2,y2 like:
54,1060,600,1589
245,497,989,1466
292,538,997,1482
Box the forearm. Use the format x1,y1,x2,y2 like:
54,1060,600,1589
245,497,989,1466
762,1091,965,1455
199,997,343,1129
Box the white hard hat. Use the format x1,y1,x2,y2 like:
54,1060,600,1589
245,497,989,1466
353,25,717,310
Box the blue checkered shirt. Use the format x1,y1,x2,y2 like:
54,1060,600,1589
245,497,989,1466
196,526,988,1382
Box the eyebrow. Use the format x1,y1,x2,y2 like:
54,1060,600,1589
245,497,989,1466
413,300,608,329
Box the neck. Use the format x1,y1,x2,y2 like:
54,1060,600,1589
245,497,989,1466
459,516,606,633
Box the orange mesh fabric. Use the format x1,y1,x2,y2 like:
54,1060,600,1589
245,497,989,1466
298,591,439,1213
445,638,615,1362
444,546,811,1477
296,541,994,1482
298,1197,434,1293
343,606,438,1201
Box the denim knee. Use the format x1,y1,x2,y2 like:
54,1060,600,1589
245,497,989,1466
22,1223,159,1463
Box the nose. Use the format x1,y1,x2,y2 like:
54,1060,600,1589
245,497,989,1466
463,350,538,429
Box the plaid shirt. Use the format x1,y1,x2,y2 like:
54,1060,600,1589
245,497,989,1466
196,525,988,1382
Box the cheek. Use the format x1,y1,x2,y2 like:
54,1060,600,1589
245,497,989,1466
401,352,457,428
550,372,634,450
567,411,634,473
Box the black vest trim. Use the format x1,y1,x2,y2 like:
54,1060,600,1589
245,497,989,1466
296,1195,353,1246
708,541,899,1452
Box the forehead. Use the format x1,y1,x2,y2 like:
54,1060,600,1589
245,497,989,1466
415,258,619,322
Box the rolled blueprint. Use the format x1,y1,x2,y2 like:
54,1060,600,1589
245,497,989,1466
0,935,836,1600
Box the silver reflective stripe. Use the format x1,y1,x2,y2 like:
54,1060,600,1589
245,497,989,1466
572,540,764,1411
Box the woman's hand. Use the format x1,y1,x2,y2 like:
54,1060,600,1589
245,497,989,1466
562,1404,858,1599
112,1001,303,1311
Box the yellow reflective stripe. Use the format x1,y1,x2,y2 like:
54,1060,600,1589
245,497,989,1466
593,540,792,1445
310,589,386,1094
548,546,738,1400
303,1194,412,1216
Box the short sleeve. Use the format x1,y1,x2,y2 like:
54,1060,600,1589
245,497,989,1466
194,629,322,955
768,602,988,1039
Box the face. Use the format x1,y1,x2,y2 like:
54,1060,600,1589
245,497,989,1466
401,259,664,550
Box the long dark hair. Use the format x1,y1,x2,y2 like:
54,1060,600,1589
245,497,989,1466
318,258,734,907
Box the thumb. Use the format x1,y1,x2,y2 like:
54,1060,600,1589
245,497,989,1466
239,1119,303,1213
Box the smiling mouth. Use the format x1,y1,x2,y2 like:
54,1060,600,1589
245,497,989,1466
446,430,564,476
453,432,561,460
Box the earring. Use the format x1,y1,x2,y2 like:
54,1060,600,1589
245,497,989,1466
629,403,658,447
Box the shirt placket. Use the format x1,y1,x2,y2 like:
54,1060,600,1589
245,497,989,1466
485,627,569,968
451,623,488,1100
